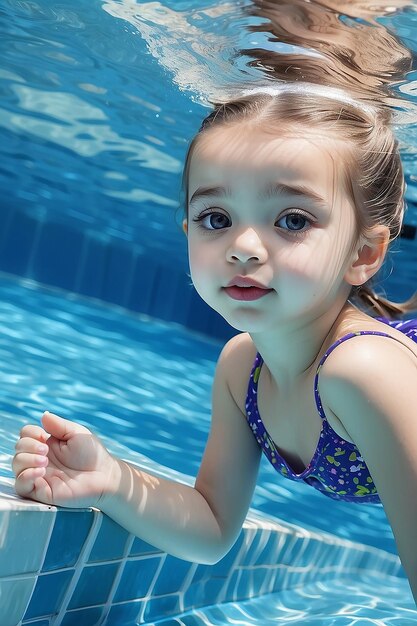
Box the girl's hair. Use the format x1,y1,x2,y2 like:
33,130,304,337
181,85,417,319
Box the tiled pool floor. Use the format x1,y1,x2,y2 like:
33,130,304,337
152,574,415,626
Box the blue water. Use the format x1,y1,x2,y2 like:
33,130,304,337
0,273,392,551
2,0,417,622
1,275,415,623
2,0,417,265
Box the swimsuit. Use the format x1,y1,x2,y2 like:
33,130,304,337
245,317,417,503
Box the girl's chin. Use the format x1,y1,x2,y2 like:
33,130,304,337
221,310,278,334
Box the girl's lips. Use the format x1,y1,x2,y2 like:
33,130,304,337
223,286,274,301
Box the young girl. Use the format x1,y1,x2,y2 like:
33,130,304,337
13,82,417,604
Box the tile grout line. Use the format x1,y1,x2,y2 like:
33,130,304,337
51,508,103,626
136,553,168,624
18,507,57,625
97,532,137,625
177,562,199,614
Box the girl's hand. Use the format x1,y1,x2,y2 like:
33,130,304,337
13,411,117,509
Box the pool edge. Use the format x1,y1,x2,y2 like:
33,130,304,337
0,478,403,625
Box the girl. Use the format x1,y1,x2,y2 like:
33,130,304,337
13,83,417,604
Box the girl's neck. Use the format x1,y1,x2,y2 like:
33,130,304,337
250,300,359,391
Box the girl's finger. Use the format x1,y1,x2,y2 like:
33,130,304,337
15,437,49,455
19,424,49,443
12,452,48,477
15,466,46,498
41,411,90,439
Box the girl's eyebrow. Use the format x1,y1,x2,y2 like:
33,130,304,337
189,182,328,209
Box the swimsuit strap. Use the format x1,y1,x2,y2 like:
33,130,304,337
313,330,403,421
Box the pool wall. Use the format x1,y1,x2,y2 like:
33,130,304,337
2,204,417,345
1,206,235,342
0,476,404,626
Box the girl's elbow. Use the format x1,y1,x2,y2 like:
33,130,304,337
203,532,241,565
197,545,232,565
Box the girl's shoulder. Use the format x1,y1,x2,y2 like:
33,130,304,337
318,315,417,401
216,333,257,415
324,315,417,372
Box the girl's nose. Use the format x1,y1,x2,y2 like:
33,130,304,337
226,228,268,264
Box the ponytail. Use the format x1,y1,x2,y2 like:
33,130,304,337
351,284,417,319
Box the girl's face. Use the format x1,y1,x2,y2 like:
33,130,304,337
186,124,359,333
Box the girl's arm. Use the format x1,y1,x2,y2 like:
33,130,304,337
14,335,261,564
321,336,417,604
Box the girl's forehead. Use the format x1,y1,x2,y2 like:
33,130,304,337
189,126,347,197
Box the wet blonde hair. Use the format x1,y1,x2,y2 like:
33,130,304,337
181,87,417,319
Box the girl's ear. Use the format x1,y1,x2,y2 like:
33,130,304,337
182,219,188,236
345,225,390,286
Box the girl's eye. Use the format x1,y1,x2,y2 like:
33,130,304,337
193,211,231,230
275,212,311,233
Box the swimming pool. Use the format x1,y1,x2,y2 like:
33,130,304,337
1,0,417,623
0,275,414,624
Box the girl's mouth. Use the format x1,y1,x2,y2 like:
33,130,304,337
223,285,274,301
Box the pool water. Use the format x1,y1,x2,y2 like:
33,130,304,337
2,0,417,622
1,275,415,624
0,274,395,553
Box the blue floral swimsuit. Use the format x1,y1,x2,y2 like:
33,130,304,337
245,317,417,503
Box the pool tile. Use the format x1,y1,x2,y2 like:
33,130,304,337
250,530,288,567
23,570,74,619
209,310,236,342
102,243,134,307
143,593,181,622
88,514,130,562
280,534,307,566
42,510,94,571
152,556,192,595
0,576,37,626
167,274,193,327
236,568,254,601
207,534,243,577
0,510,54,576
252,566,270,592
240,530,266,567
114,557,161,602
106,601,144,626
204,576,227,599
222,569,240,601
185,289,212,335
269,564,288,592
163,613,203,626
289,535,320,568
32,221,83,291
183,576,225,611
182,580,205,611
189,563,211,584
127,254,158,316
0,210,37,276
77,234,107,299
0,204,14,241
67,563,119,609
60,606,104,626
130,535,161,557
149,265,182,322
